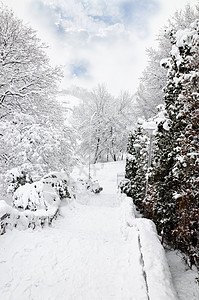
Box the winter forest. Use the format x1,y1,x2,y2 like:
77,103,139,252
0,1,199,300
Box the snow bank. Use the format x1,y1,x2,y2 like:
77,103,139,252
121,195,136,227
136,218,178,300
121,195,178,300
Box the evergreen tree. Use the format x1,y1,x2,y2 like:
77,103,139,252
124,3,199,269
147,20,199,267
125,126,148,212
170,21,199,267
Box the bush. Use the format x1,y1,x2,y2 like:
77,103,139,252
42,172,74,200
13,171,74,211
75,178,103,194
13,181,48,211
6,166,33,195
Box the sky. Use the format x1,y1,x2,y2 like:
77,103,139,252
1,0,199,95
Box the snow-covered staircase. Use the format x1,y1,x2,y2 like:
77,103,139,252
0,161,177,300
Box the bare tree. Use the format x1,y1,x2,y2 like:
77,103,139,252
72,84,137,163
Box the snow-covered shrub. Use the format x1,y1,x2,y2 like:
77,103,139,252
13,181,48,211
42,172,75,200
0,199,59,235
12,171,75,212
75,178,103,194
6,166,33,195
0,200,29,234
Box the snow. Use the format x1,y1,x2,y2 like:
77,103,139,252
56,94,81,126
160,57,171,69
0,161,198,299
171,45,183,67
13,181,47,211
1,197,147,300
0,200,29,231
126,152,136,161
134,219,177,300
120,195,177,300
175,29,194,47
166,250,199,300
142,120,157,131
56,94,81,109
0,198,59,235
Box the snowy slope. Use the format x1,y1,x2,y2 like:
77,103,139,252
0,161,197,300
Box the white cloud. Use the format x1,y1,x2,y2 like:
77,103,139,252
1,0,199,95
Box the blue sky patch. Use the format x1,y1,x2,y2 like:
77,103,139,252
119,0,160,32
89,15,119,26
72,65,88,77
56,23,65,35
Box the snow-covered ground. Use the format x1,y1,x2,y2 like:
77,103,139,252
0,161,198,300
166,250,199,300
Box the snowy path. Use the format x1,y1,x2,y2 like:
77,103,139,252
0,162,177,300
0,194,149,300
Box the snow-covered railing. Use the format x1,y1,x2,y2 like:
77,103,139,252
121,195,178,300
0,200,59,235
